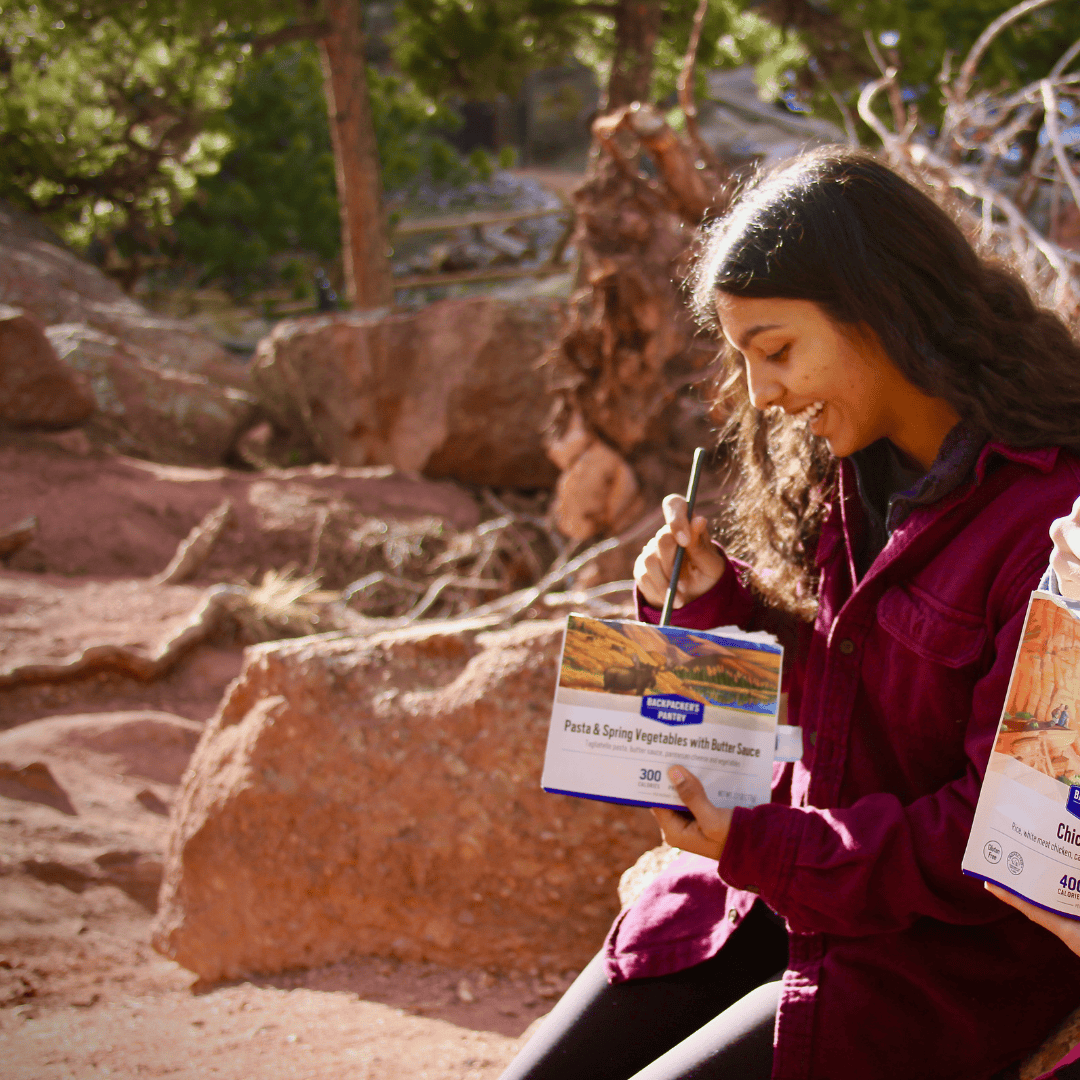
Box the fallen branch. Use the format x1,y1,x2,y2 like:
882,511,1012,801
1040,79,1080,211
953,0,1059,104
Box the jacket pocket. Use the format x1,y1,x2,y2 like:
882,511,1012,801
876,584,987,668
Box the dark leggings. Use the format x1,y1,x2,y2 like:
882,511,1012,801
499,902,788,1080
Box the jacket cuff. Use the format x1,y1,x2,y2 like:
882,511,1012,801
719,802,805,912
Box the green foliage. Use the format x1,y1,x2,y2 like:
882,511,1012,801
395,0,1077,142
170,44,338,284
789,0,1080,132
393,0,592,100
369,67,477,192
0,1,246,248
172,41,480,286
394,0,797,105
646,0,805,104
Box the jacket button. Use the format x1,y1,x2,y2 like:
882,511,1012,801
839,638,856,655
728,908,740,923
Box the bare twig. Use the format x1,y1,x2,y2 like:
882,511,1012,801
343,571,426,601
954,0,1060,103
863,29,908,134
1050,36,1080,79
857,76,897,146
1040,79,1080,211
817,73,859,147
463,537,621,623
677,0,726,177
404,574,508,622
304,505,331,576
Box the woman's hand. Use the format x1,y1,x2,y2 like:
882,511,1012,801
650,766,733,863
1049,493,1080,602
634,494,727,609
985,882,1080,958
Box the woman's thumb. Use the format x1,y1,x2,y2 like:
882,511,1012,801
669,765,709,814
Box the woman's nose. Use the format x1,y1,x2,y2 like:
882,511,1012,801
745,357,784,411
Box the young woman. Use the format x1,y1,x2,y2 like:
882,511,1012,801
500,149,1080,1080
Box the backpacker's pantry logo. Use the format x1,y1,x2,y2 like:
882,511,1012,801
1068,785,1080,821
641,694,703,727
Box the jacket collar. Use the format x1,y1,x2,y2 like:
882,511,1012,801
975,441,1059,482
834,440,1060,591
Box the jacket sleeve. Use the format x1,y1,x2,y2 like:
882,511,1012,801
718,560,1041,936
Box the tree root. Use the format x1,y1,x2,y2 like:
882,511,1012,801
154,500,232,585
0,586,233,688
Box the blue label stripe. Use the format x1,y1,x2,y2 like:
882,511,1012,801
542,786,690,810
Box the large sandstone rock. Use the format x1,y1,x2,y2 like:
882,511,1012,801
154,619,657,979
46,324,253,466
0,200,253,464
0,306,95,429
251,297,563,489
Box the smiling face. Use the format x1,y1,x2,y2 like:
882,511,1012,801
715,293,961,470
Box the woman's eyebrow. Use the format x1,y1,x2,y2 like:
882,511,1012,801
738,323,782,349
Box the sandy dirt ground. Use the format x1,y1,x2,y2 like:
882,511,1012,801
0,431,597,1079
0,855,561,1079
0,652,565,1080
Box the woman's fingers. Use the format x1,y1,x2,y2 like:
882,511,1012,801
669,766,727,832
1050,502,1080,601
649,766,732,862
634,497,726,610
662,494,692,547
1050,547,1080,601
633,536,673,608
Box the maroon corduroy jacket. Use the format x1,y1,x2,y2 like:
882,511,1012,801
609,442,1080,1080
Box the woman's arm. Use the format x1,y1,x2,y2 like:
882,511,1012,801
655,577,1040,937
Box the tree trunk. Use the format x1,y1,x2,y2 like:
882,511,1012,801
318,0,393,309
605,0,663,109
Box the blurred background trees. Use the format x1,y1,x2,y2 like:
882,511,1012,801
1,0,1075,303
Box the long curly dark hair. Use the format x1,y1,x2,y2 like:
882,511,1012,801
690,147,1080,618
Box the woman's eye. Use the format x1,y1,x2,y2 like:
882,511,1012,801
765,344,790,362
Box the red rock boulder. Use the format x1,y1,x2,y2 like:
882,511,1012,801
251,296,563,489
153,619,657,979
0,306,95,429
46,323,254,466
0,199,253,465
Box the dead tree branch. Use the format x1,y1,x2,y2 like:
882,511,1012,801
856,0,1079,325
677,0,728,179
